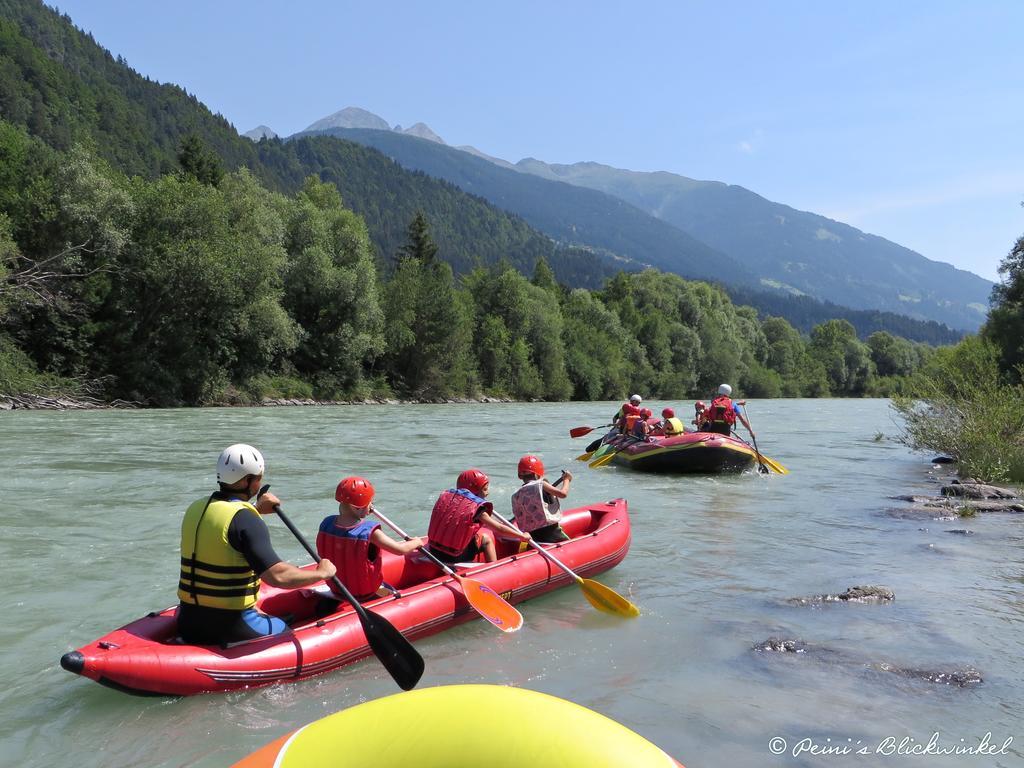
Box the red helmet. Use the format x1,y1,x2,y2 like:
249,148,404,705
517,455,544,478
640,408,652,418
662,407,675,418
695,401,706,410
335,476,375,508
457,468,489,496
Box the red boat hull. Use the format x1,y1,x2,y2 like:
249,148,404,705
60,500,631,696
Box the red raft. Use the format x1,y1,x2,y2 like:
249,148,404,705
601,430,757,473
60,500,632,696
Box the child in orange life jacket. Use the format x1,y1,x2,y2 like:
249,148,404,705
427,468,529,564
692,401,707,429
511,455,572,543
316,476,426,601
630,408,653,439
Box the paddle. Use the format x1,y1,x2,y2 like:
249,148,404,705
259,486,424,691
576,436,604,462
369,507,523,633
590,435,636,468
737,405,788,475
569,423,614,438
491,509,639,618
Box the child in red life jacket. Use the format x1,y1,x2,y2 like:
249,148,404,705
511,455,572,543
316,476,426,601
427,468,529,564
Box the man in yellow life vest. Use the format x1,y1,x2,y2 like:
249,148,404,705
176,444,336,645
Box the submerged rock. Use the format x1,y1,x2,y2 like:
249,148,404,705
870,663,983,687
931,456,956,464
787,585,895,606
753,638,809,653
945,529,974,535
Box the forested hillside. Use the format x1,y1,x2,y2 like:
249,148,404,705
296,126,748,284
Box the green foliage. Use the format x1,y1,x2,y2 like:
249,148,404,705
243,373,314,401
177,133,224,187
383,214,477,397
810,319,875,395
983,229,1024,380
282,176,384,397
0,333,80,396
93,171,299,404
893,336,1024,482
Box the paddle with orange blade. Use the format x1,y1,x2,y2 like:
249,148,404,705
569,423,614,438
370,508,524,633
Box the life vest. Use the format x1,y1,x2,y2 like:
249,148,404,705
316,518,382,598
428,489,490,557
511,479,561,532
178,495,261,611
631,418,648,438
664,416,685,435
624,414,641,433
708,395,737,426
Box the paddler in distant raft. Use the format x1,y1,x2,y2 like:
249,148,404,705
699,384,756,440
650,407,686,437
613,393,644,433
426,469,530,563
176,444,337,646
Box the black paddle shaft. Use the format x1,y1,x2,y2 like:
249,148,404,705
738,408,769,474
258,486,424,690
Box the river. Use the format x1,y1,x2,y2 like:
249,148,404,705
1,399,1021,767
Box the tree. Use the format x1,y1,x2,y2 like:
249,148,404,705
95,172,298,404
395,210,438,265
867,331,917,377
383,213,476,397
282,176,384,396
984,226,1024,379
177,133,224,187
810,319,874,395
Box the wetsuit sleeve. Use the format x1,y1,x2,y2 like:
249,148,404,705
228,509,283,575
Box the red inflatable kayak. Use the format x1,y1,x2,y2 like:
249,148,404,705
602,430,757,473
60,500,632,696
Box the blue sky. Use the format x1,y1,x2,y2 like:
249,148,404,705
51,1,1023,281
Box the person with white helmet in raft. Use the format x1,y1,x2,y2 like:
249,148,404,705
700,383,755,438
176,444,337,645
612,393,644,433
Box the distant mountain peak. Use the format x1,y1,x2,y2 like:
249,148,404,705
305,107,390,132
399,122,445,144
242,125,277,141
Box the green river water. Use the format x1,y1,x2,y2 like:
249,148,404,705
1,400,1021,767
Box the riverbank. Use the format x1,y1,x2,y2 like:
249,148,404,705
0,393,517,410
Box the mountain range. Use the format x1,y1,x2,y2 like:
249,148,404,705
264,108,991,331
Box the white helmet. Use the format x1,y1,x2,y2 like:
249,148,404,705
217,443,265,485
629,394,642,403
718,384,733,396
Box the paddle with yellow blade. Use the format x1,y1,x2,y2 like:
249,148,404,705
491,509,639,618
370,508,524,633
738,405,789,475
571,424,615,461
